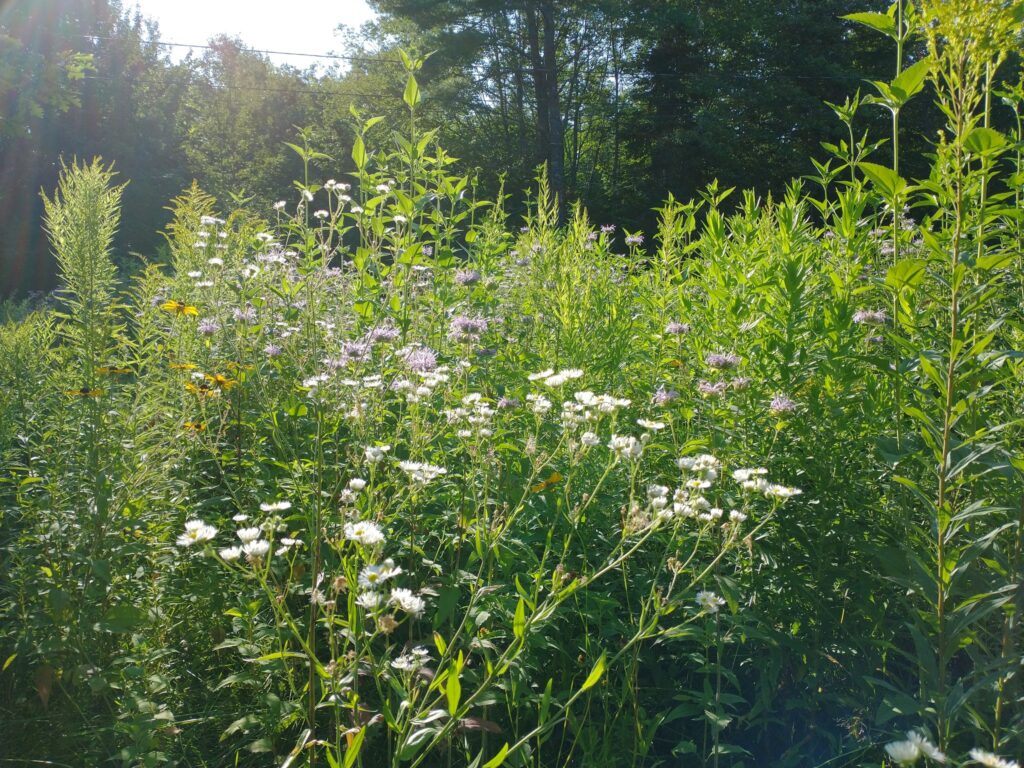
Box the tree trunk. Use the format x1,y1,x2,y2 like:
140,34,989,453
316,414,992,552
540,0,565,221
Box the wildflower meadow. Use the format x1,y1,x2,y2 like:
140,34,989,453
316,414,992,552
2,3,1024,767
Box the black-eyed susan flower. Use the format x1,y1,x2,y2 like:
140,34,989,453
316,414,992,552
160,300,199,317
64,387,104,397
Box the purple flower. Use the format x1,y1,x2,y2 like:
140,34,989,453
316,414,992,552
497,396,520,409
341,340,371,362
697,380,728,397
264,344,282,357
198,319,221,336
706,352,741,370
422,245,434,257
600,224,616,234
625,233,644,246
449,314,489,343
455,269,481,286
853,309,889,325
366,324,400,344
515,257,531,267
769,394,797,414
665,322,690,336
653,387,679,405
402,346,437,373
587,232,599,242
233,306,257,323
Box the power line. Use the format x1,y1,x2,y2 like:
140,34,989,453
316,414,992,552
79,34,404,65
80,33,860,83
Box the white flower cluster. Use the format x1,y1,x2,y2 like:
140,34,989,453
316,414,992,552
968,750,1018,768
392,367,451,404
528,367,584,387
364,444,391,463
399,461,447,485
445,393,495,439
391,645,430,671
696,590,726,613
561,391,632,432
732,467,802,499
884,731,947,765
608,434,642,460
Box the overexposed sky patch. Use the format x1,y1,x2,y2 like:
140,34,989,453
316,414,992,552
130,0,376,69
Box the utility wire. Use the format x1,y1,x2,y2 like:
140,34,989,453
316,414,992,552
79,33,404,65
80,33,861,82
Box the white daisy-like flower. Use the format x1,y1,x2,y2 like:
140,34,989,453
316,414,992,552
364,445,391,463
348,478,367,491
219,546,242,561
905,732,944,763
608,434,642,460
260,501,292,513
885,739,921,765
273,200,287,211
695,590,726,613
969,750,1019,768
359,559,403,588
176,520,217,547
528,368,555,382
581,431,601,447
391,654,415,671
232,513,249,522
236,527,261,543
728,510,747,523
242,540,270,558
765,484,802,499
637,418,666,431
390,588,426,617
356,591,382,610
732,468,768,483
344,520,385,546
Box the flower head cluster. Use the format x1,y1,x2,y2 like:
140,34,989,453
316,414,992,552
449,314,489,343
609,434,642,460
696,590,726,613
528,368,585,388
665,321,690,335
390,587,426,617
454,269,481,286
853,309,889,325
446,393,495,439
176,519,217,548
769,394,797,415
706,352,741,370
345,520,385,546
359,559,403,588
969,750,1019,768
399,460,447,485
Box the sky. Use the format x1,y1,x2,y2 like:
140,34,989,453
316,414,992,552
129,0,377,70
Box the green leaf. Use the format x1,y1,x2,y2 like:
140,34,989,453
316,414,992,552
344,727,366,768
513,597,526,640
885,259,928,291
964,127,1007,155
860,162,906,200
482,743,509,768
2,653,16,672
842,11,897,38
403,75,421,109
890,59,930,102
580,652,606,692
446,655,463,716
352,135,367,170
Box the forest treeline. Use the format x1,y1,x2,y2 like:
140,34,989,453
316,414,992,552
0,0,951,296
